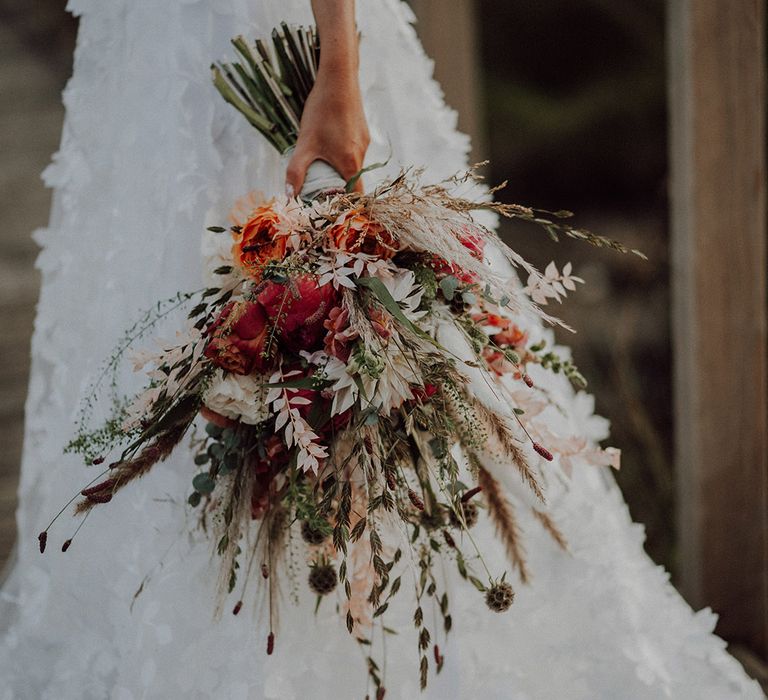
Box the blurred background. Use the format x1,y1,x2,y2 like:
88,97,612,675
0,0,764,686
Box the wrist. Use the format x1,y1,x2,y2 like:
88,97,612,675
315,57,360,95
318,50,358,79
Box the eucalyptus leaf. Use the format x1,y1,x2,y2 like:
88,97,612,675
192,473,216,494
265,376,321,390
439,276,459,301
205,422,224,438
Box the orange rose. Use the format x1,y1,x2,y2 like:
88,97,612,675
232,204,287,280
327,210,398,259
493,324,528,349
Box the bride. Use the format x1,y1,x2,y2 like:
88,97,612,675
0,1,763,698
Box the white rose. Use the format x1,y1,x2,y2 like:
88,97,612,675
203,370,269,425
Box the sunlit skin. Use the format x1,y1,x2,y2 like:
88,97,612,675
285,0,370,195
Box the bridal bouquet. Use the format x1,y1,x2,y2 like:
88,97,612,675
47,24,633,694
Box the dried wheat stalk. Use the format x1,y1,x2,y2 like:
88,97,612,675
478,467,530,584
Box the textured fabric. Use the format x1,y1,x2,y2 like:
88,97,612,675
0,1,763,698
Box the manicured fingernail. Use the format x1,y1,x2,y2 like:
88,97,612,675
285,183,295,198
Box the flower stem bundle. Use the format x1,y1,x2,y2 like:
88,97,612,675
211,23,319,153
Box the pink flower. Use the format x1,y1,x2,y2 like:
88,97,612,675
368,307,391,339
482,348,516,376
257,274,339,352
430,256,479,285
323,307,359,361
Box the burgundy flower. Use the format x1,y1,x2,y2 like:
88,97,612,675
257,275,338,352
204,300,274,375
250,435,287,519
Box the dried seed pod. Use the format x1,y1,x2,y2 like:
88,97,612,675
449,501,479,529
308,563,338,596
461,486,482,503
301,520,328,546
523,374,534,388
485,581,515,612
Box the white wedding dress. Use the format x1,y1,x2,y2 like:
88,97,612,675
0,1,763,698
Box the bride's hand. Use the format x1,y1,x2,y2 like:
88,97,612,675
285,0,370,196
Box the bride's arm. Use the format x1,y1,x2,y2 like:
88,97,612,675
284,0,370,195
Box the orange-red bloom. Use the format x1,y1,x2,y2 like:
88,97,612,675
204,301,274,374
327,210,398,259
493,324,528,349
232,204,287,280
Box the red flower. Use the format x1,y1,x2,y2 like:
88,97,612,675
411,383,439,403
473,312,511,330
204,301,274,374
459,227,485,260
257,275,338,352
430,226,486,284
200,405,236,429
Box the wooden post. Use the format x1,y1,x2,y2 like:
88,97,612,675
668,0,768,657
409,0,486,162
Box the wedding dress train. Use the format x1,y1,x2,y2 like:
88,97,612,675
0,1,763,698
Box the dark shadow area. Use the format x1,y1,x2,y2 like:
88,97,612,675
478,0,674,573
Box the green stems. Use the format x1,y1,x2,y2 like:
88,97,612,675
212,23,320,155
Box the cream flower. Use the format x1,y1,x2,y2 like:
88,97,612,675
203,370,270,425
380,270,426,321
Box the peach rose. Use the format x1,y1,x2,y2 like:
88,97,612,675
232,204,287,280
327,210,398,259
